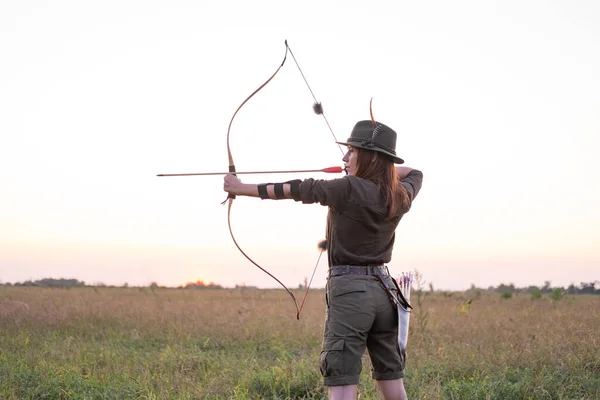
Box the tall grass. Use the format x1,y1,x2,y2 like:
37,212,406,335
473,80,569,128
1,286,599,399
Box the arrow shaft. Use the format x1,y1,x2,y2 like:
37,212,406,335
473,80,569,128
157,167,343,177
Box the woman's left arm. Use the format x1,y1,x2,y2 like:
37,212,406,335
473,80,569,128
224,174,351,209
224,174,294,199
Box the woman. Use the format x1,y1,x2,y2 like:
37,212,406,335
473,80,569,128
224,117,423,400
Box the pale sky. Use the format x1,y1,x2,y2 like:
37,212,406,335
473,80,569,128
1,1,598,291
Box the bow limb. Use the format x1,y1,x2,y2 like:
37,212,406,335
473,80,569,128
225,45,288,191
226,200,299,317
223,43,300,317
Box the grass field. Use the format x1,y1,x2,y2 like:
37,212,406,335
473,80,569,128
1,285,599,399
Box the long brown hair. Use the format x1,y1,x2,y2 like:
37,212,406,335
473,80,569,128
353,146,410,217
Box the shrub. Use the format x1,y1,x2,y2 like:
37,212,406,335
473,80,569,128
551,288,564,301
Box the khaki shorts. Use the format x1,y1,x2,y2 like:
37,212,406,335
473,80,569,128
320,273,405,386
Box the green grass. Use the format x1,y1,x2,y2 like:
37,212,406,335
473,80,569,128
1,286,599,399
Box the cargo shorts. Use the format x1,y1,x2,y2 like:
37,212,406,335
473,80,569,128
320,273,405,387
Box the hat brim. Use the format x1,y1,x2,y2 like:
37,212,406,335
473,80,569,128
336,141,404,164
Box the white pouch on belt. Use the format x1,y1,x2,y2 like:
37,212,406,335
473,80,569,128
395,272,413,351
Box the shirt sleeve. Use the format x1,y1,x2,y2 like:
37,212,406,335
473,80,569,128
291,177,351,212
401,169,423,201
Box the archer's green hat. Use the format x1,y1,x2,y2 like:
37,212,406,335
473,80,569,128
336,120,404,164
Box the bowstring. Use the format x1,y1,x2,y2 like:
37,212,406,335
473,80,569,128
285,40,346,318
285,40,346,158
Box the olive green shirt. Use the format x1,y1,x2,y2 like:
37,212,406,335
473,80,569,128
292,170,423,266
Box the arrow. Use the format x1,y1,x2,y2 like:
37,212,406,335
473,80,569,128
157,166,344,177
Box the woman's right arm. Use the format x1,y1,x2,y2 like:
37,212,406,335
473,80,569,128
397,167,423,201
396,166,413,179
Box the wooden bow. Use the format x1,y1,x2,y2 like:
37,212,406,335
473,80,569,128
224,40,345,319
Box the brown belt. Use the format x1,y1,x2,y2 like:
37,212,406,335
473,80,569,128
329,265,388,277
329,265,411,310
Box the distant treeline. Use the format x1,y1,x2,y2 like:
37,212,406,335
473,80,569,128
482,281,600,295
2,278,599,294
9,278,87,287
4,278,223,290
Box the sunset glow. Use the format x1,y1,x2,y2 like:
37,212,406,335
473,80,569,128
1,1,598,291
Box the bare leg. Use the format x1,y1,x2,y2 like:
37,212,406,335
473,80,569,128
376,378,407,400
328,384,358,400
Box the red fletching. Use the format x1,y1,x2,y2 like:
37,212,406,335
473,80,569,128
321,166,343,173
